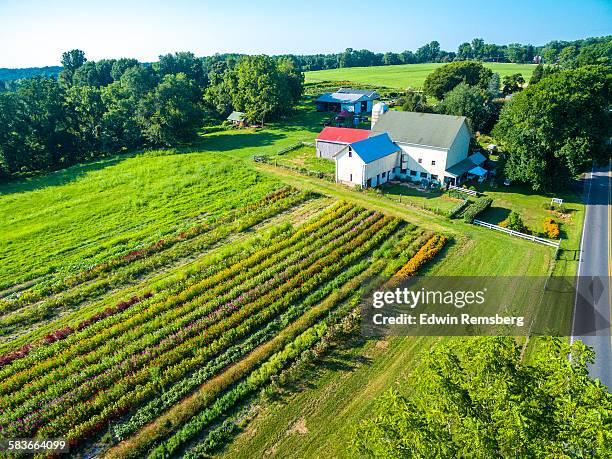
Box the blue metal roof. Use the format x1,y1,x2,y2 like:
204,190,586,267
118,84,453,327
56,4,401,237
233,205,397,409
315,92,369,104
349,133,399,163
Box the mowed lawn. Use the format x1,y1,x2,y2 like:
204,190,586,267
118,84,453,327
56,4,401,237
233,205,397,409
305,62,537,89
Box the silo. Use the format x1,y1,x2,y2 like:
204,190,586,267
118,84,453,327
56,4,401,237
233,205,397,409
371,102,389,129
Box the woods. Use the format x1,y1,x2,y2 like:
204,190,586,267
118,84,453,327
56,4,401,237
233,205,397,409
0,51,303,181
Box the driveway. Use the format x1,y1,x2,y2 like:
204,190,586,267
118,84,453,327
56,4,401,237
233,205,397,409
572,161,611,390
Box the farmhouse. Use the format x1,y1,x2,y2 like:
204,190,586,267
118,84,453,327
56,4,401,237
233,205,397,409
334,133,401,187
315,88,380,114
315,127,370,159
370,111,472,186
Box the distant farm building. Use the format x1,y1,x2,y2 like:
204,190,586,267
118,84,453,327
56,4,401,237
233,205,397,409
315,127,369,159
227,111,246,127
315,88,380,114
329,111,479,188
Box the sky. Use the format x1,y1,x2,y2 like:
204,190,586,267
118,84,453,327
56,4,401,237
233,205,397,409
0,0,611,68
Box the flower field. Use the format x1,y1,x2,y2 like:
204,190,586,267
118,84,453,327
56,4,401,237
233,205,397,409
0,190,447,457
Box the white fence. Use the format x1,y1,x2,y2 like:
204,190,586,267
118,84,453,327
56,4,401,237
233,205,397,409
473,219,560,248
449,185,478,196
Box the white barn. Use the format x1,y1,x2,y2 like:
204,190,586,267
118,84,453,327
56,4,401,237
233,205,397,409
334,133,401,187
371,111,472,186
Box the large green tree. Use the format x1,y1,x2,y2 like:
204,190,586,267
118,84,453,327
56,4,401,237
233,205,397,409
353,337,612,458
437,83,492,132
137,73,203,146
423,61,493,99
493,65,611,190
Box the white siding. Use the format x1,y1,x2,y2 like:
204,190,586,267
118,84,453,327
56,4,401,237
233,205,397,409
397,144,447,181
335,147,365,186
444,122,470,170
363,153,400,186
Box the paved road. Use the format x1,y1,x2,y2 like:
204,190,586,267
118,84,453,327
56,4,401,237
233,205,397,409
572,161,611,390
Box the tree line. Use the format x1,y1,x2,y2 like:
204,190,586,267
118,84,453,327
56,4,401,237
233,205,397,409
280,35,611,71
0,51,303,181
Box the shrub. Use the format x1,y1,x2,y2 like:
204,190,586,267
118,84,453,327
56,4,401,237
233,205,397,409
543,217,560,239
500,212,526,232
463,197,493,223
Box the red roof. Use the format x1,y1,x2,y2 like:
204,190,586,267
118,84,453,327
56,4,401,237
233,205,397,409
316,127,370,144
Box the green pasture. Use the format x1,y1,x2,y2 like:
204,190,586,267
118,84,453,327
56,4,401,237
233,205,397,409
305,62,537,89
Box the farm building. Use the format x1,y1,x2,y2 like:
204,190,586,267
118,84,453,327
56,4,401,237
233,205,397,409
333,133,401,187
227,111,246,126
315,127,370,159
370,111,472,186
315,88,380,114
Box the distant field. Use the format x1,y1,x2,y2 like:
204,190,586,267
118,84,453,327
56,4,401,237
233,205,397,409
305,62,537,89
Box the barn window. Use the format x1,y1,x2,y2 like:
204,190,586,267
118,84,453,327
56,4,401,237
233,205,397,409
431,174,438,180
382,172,386,178
348,147,352,158
431,160,436,165
418,158,422,163
350,173,353,181
410,170,417,176
420,172,428,178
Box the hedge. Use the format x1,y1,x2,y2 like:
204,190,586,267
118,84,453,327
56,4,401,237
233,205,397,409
463,197,493,223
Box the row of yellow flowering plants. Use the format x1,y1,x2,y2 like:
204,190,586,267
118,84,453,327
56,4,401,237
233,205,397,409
394,234,448,280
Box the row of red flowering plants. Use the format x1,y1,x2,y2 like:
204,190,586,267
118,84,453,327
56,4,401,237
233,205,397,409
0,204,374,428
0,203,368,422
5,209,385,437
0,187,312,317
0,293,153,369
0,209,400,447
0,201,356,396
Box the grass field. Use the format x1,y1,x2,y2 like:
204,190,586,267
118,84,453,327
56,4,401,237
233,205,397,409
305,62,537,89
0,103,580,458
